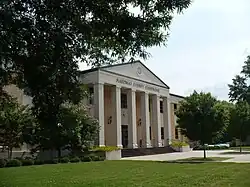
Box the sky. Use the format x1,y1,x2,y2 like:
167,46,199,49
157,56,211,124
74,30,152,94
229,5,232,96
79,0,250,101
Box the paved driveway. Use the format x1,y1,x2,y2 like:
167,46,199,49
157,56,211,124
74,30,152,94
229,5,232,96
122,150,250,163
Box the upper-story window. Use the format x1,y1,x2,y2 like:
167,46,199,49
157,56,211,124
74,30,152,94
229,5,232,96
174,103,177,110
88,87,94,105
149,98,152,112
175,128,179,139
161,127,164,140
121,93,127,108
160,100,163,113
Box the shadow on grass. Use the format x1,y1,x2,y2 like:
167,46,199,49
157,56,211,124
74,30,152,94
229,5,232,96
220,151,250,155
158,161,205,164
157,157,231,164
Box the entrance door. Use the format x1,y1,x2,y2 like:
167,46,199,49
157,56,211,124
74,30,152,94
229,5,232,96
121,125,128,148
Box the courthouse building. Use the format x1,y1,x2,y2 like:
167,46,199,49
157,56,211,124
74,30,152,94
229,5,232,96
80,61,185,149
5,61,185,150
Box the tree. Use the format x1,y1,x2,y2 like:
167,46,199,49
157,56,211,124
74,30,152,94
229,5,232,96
59,102,99,154
228,55,250,150
229,56,250,103
0,0,192,152
212,101,234,144
0,97,35,159
176,91,230,158
25,101,99,157
228,101,250,152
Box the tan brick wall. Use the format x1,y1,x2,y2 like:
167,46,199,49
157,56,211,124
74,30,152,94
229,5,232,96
170,104,176,141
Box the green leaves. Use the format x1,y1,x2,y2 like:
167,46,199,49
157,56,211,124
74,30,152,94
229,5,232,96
229,55,250,103
0,96,35,158
176,91,230,144
228,101,250,141
0,0,191,154
228,55,250,142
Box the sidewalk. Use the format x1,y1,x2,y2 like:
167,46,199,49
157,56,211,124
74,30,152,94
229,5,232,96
122,150,250,163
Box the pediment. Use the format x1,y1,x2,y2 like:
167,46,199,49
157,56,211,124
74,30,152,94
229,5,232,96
101,61,169,88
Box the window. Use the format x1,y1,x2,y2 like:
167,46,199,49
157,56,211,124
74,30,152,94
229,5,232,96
89,87,94,104
149,98,152,112
121,93,127,108
160,101,163,113
174,104,177,110
149,126,152,140
161,127,164,140
175,128,179,139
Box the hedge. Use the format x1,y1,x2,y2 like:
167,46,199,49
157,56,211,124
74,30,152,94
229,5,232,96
170,140,189,148
6,159,22,167
92,146,121,152
0,155,104,168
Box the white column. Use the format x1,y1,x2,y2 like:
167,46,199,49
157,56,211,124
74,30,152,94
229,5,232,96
111,85,123,148
163,97,172,146
152,94,161,147
140,92,151,148
94,83,105,147
127,89,137,148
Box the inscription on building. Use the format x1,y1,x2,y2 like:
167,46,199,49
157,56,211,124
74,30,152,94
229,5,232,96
116,78,160,93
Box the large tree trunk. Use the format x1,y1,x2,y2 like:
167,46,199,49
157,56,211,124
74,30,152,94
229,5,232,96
8,147,13,159
239,139,242,153
57,148,61,158
240,127,242,153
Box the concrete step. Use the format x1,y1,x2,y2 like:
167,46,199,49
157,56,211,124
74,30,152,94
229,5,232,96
121,146,175,158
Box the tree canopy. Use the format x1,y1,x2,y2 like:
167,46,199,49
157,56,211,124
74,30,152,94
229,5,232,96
176,91,230,157
229,55,250,103
0,96,35,158
24,101,99,156
228,101,250,149
0,0,192,151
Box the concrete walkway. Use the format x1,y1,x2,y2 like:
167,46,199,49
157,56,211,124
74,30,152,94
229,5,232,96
122,150,250,163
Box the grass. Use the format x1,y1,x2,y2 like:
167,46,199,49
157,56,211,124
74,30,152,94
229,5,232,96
172,157,232,162
1,161,250,187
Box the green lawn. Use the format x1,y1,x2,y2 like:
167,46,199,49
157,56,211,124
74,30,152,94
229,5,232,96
173,157,232,162
1,161,250,187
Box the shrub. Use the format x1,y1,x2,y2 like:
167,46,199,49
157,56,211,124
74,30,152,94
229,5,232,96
99,156,105,161
24,156,33,160
91,155,100,161
60,157,70,163
170,140,189,148
70,157,80,163
81,156,91,162
14,157,22,161
193,145,229,150
21,159,34,166
92,146,121,152
6,159,22,167
44,159,58,164
34,159,44,165
0,159,7,168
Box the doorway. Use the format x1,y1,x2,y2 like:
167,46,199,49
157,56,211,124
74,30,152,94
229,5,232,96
121,125,128,148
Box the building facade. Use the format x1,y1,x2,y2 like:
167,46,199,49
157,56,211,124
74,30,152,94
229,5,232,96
4,61,185,150
79,61,185,149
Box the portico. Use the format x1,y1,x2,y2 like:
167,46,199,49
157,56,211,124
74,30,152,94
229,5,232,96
80,61,175,149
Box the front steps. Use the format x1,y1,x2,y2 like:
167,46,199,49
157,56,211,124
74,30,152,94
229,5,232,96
121,146,175,158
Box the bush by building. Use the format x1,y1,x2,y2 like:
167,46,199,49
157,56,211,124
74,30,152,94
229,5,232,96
6,159,22,167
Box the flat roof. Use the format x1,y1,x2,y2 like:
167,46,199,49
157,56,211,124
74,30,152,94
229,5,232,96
170,93,185,99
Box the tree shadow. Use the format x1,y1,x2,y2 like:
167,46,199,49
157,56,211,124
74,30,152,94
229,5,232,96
158,161,206,164
220,151,250,155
